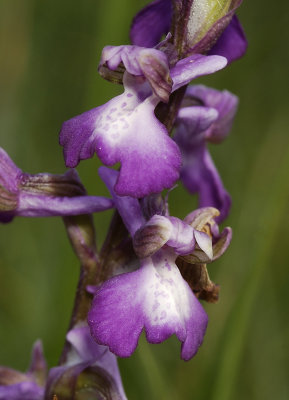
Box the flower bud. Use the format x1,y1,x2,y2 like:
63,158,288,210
0,147,113,222
172,0,243,55
0,341,46,399
46,326,126,400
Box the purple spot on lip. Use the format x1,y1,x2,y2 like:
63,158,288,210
152,301,160,311
165,261,171,271
121,102,127,108
127,93,133,97
155,290,167,298
160,310,167,320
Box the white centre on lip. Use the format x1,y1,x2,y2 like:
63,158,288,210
143,253,191,328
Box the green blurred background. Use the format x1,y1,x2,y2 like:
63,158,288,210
0,1,288,399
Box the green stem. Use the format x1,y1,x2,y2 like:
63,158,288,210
58,214,99,364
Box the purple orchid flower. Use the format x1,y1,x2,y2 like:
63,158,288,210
88,167,214,361
46,324,127,399
0,341,46,400
130,0,247,64
60,45,227,198
0,326,127,399
0,147,114,223
174,84,238,222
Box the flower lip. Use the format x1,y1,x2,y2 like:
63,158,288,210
88,252,208,361
60,73,182,199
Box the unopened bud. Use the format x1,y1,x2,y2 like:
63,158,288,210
172,0,242,55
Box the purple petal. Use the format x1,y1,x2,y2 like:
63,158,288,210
133,214,172,258
160,215,212,258
101,45,168,78
0,382,44,400
133,214,197,257
165,216,196,255
67,326,106,362
180,144,231,222
99,167,144,236
171,54,227,92
17,192,113,218
88,251,208,361
130,0,172,47
0,148,20,222
185,85,238,143
60,75,181,198
175,106,219,148
212,226,232,261
100,46,172,102
0,148,21,193
101,46,143,76
209,16,248,64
